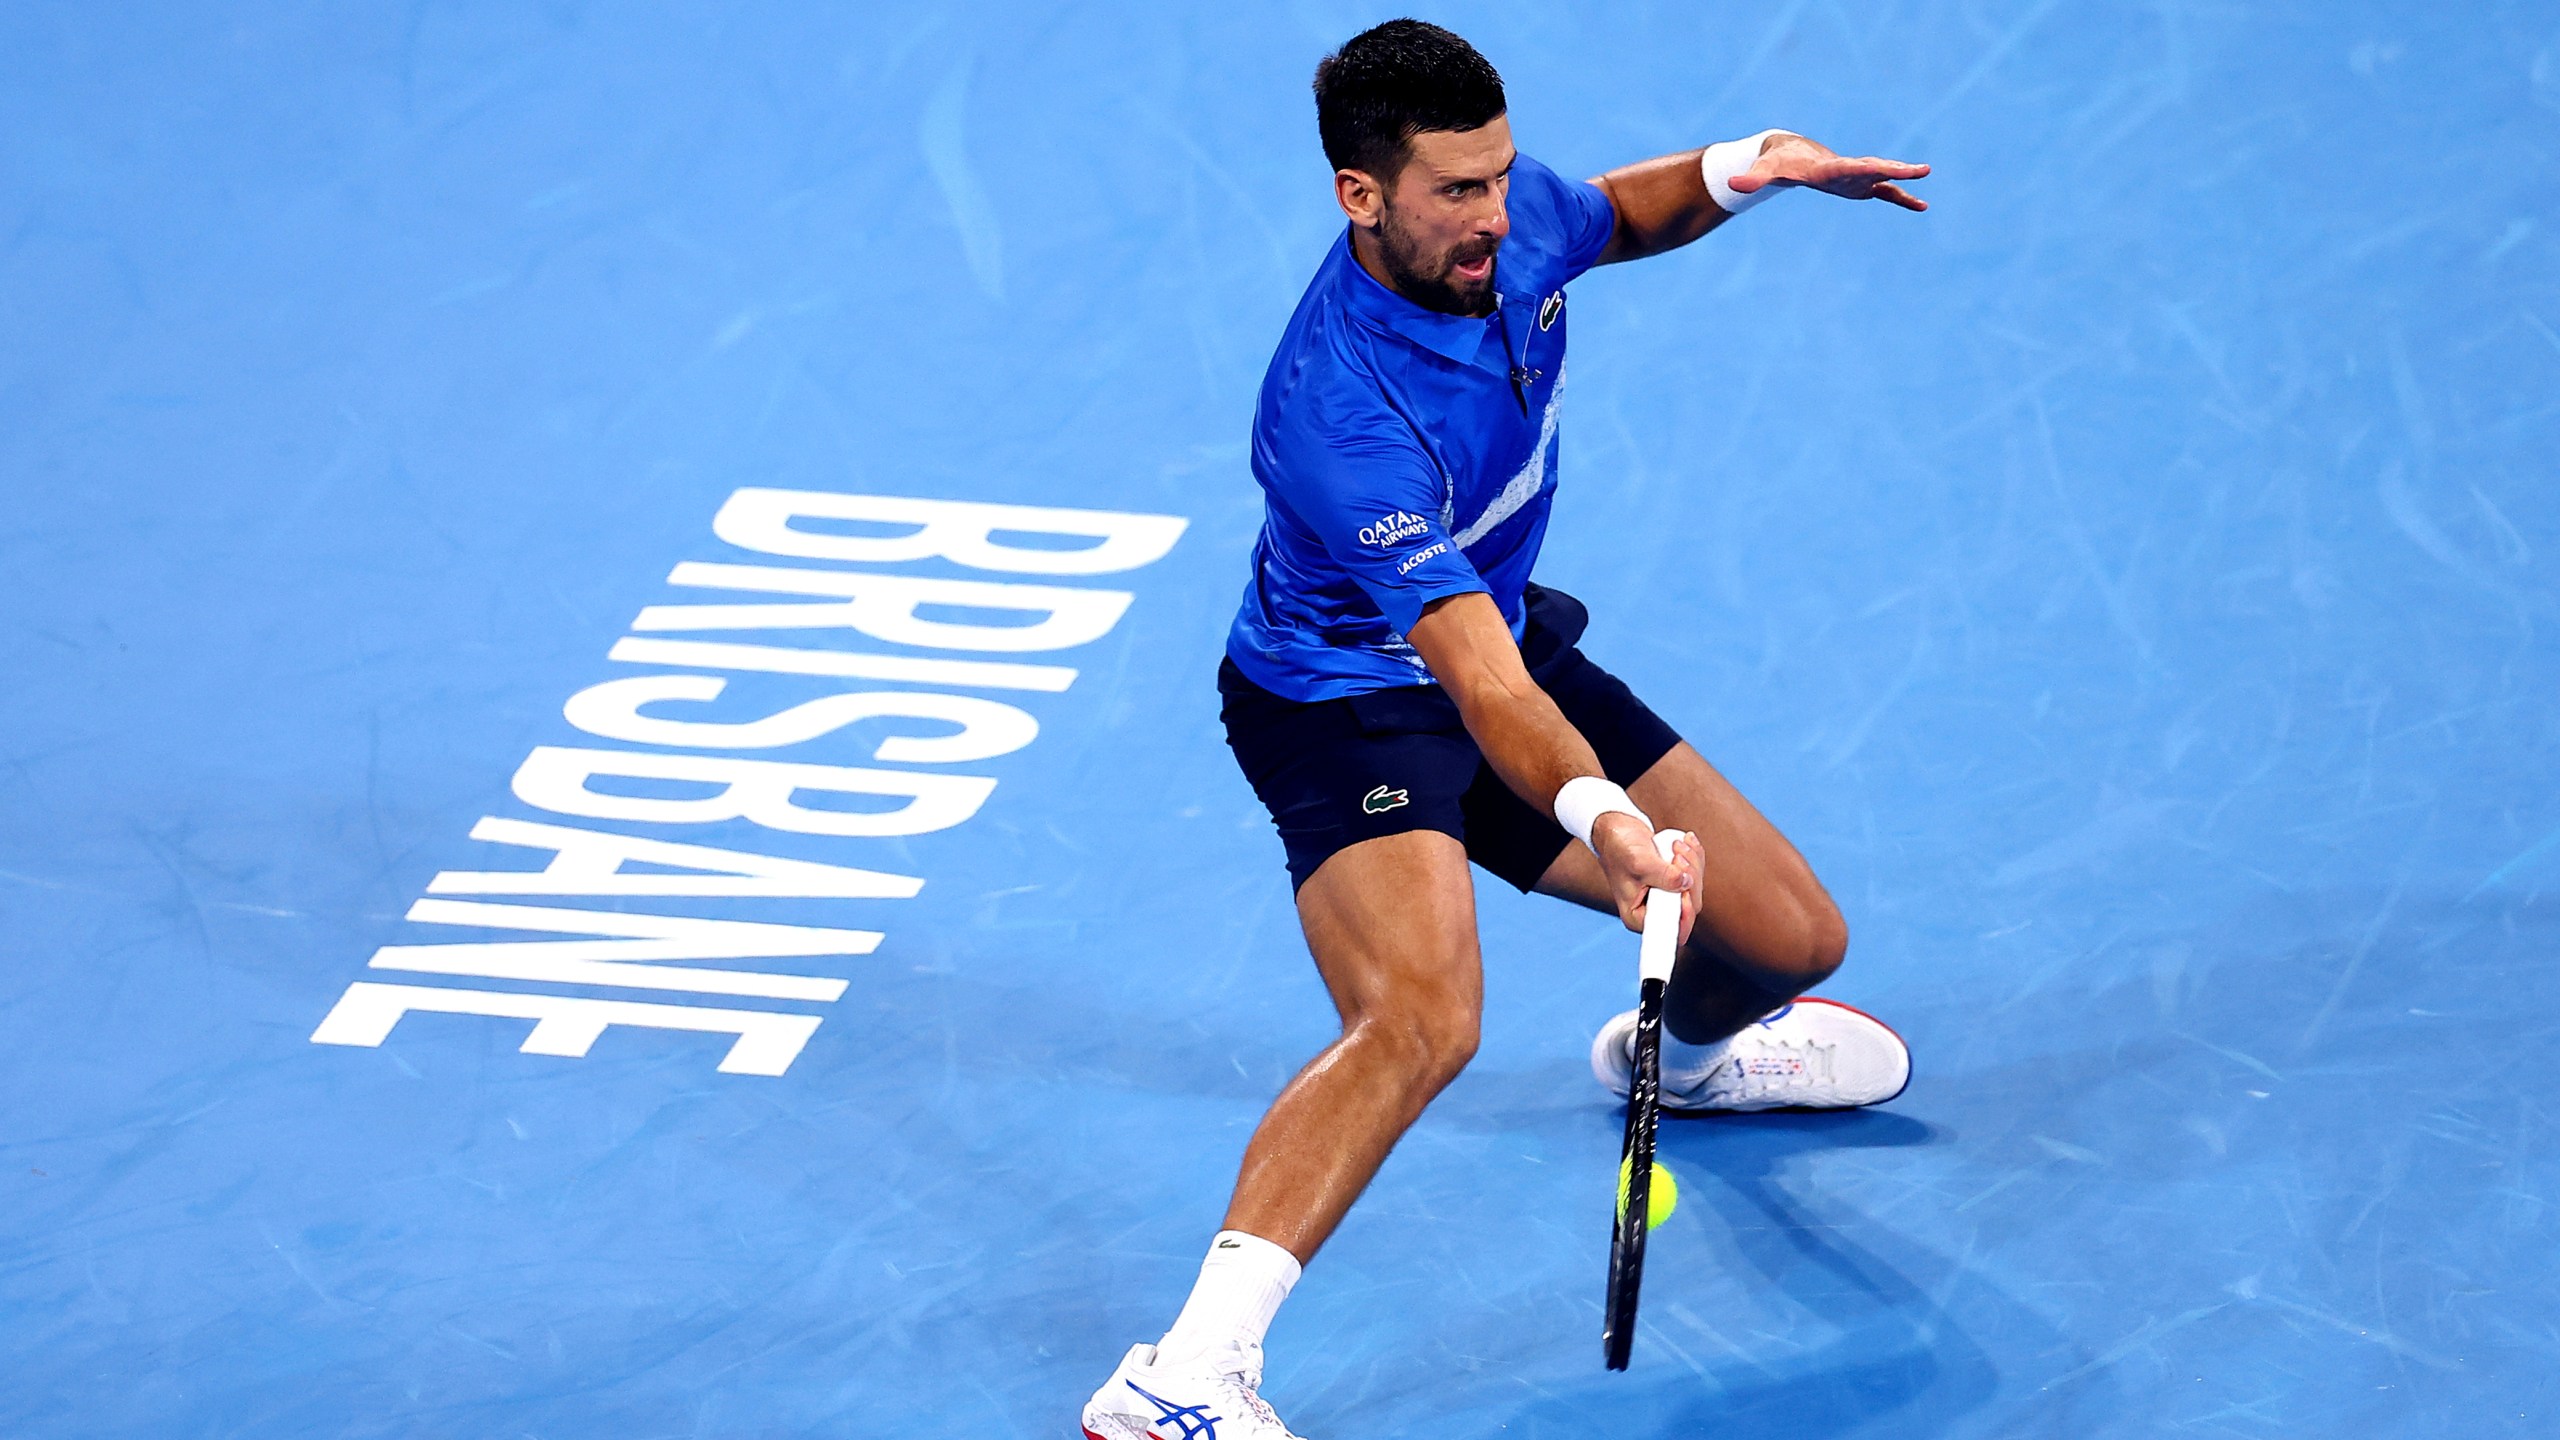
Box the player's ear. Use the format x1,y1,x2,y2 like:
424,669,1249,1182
1334,168,1385,229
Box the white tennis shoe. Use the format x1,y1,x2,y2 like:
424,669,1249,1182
1081,1339,1305,1440
1591,997,1911,1112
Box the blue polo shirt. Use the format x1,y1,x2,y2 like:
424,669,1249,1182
1225,153,1617,702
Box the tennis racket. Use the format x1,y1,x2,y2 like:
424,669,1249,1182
1603,827,1687,1371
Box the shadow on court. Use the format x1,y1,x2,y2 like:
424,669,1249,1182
1495,1110,2111,1438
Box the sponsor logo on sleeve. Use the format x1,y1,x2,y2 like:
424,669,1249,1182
1395,541,1449,575
1357,510,1432,549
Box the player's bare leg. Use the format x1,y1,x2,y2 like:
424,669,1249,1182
1536,741,1843,1035
1222,828,1484,1259
1082,830,1481,1439
1540,742,1910,1109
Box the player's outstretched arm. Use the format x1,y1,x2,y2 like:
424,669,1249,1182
1406,592,1704,937
1589,132,1929,266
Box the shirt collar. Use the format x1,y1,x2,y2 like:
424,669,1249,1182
1330,232,1500,367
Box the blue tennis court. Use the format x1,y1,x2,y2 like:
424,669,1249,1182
6,3,2555,1435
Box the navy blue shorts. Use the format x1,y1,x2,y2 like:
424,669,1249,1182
1219,585,1684,893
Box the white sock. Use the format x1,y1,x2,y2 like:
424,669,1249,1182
1154,1230,1301,1368
1660,1032,1734,1082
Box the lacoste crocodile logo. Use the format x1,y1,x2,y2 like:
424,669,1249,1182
1362,785,1409,815
1361,778,1423,814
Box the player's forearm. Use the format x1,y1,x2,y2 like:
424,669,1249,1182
1591,151,1730,263
1444,667,1609,821
1407,594,1606,817
1593,130,1816,264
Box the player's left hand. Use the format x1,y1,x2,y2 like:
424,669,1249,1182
1728,134,1930,211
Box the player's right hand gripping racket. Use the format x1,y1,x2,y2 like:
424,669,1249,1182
1603,828,1687,1371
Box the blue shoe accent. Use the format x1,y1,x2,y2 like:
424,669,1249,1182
1126,1378,1222,1440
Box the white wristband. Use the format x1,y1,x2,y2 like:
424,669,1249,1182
1554,776,1650,851
1701,128,1795,215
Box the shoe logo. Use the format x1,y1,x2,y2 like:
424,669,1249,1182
1754,1003,1795,1027
1127,1379,1222,1440
1362,784,1409,815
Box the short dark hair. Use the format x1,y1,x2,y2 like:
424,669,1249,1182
1313,20,1506,181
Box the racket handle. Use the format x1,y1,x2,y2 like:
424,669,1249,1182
1638,828,1686,984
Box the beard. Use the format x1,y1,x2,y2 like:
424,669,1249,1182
1377,205,1501,317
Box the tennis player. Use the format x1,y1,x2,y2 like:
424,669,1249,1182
1084,21,1929,1437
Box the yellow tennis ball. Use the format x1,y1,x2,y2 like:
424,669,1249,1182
1616,1155,1678,1228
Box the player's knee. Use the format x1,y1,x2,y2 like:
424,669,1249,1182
1737,883,1847,992
1796,890,1849,985
1356,995,1479,1087
1405,1006,1480,1084
1423,1005,1482,1078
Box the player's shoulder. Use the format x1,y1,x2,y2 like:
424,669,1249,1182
1259,257,1404,430
1507,151,1581,204
1257,357,1414,481
1504,151,1612,269
1252,313,1428,494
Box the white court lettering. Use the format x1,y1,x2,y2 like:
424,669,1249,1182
312,486,1187,1077
312,983,824,1076
427,817,925,899
714,488,1186,575
638,563,1132,653
369,898,878,1001
562,674,1040,762
511,746,997,838
603,636,1078,693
